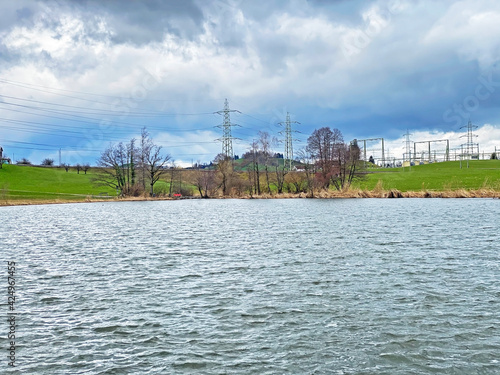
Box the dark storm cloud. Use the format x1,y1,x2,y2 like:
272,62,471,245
0,0,205,46
66,0,205,45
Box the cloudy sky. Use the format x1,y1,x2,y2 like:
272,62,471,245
1,0,500,166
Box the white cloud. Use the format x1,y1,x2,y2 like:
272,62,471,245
423,0,500,69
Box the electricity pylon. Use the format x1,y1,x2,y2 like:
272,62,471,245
278,112,300,170
460,120,479,158
215,98,240,159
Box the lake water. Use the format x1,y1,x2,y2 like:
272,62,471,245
1,199,500,374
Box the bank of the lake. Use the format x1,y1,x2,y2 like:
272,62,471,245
1,160,499,205
1,188,500,207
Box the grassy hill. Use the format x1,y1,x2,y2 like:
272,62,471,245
356,160,500,192
223,157,291,171
0,164,115,202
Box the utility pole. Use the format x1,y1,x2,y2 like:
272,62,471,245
215,98,240,160
278,112,300,171
363,139,367,167
404,130,412,167
381,138,385,166
178,168,182,194
59,148,62,167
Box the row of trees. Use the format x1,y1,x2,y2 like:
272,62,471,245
190,127,362,198
94,126,362,198
64,163,90,174
12,158,91,174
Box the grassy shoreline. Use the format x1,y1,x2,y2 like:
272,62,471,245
1,161,499,206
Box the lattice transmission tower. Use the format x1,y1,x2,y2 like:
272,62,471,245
215,99,240,159
278,112,300,170
460,120,479,158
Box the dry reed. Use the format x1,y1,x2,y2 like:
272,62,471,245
2,188,499,206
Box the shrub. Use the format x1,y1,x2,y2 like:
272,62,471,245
16,158,31,165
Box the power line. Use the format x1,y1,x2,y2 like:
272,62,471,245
0,103,217,132
0,94,215,117
0,77,224,104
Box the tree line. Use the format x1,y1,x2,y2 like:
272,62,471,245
94,126,363,198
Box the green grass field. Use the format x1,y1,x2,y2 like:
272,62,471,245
0,164,115,201
355,160,500,192
0,164,195,202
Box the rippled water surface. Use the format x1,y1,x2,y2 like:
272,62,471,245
1,199,500,374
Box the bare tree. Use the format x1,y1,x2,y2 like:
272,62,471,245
214,153,233,196
193,166,217,198
93,143,128,195
269,136,287,194
306,127,343,189
274,163,287,194
297,148,317,197
250,140,261,195
126,138,138,188
331,141,362,191
245,159,254,196
168,162,176,197
139,128,152,191
82,163,90,174
41,158,54,166
287,171,306,193
61,163,70,172
144,144,171,196
75,164,81,174
259,131,273,194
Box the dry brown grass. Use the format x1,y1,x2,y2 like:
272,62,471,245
2,188,499,206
